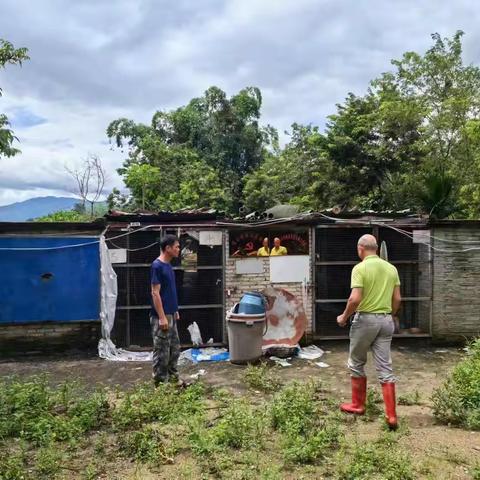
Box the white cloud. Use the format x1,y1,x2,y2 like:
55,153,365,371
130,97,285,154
0,0,479,205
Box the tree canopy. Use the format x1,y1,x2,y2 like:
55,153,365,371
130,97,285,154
0,39,29,158
107,86,276,213
109,31,480,219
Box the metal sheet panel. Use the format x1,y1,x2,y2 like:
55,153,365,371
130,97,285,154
0,236,100,324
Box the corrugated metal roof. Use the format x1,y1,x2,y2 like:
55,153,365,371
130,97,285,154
105,208,223,224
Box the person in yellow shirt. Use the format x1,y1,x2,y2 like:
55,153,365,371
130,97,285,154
270,237,287,256
336,234,401,430
257,237,270,256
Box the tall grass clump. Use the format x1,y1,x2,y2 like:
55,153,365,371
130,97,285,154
432,338,480,430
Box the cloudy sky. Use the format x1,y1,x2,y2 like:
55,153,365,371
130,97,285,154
0,0,479,206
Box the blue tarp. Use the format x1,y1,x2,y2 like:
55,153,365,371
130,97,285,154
0,236,100,324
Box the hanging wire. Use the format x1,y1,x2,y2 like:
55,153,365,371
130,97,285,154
107,239,159,251
0,224,161,251
317,213,480,254
1,211,479,253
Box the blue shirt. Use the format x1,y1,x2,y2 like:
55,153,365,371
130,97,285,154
150,259,178,316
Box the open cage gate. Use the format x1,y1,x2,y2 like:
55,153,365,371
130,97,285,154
313,225,432,337
106,228,225,348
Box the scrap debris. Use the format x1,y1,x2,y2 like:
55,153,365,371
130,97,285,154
269,356,292,367
297,345,325,360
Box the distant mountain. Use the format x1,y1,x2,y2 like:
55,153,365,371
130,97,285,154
0,196,80,222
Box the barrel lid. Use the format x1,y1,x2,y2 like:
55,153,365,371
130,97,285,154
227,317,265,323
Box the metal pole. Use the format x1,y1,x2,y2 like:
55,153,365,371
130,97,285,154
126,232,131,347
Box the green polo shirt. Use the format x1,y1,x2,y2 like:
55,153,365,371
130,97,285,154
351,255,401,313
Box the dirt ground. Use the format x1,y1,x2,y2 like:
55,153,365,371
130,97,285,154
1,342,479,479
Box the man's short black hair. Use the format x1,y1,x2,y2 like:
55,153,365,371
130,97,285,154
160,234,179,252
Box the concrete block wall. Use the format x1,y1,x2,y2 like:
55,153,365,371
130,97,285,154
432,226,480,343
417,242,432,334
0,322,100,355
224,231,314,338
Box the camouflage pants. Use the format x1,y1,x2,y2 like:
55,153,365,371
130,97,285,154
150,315,180,384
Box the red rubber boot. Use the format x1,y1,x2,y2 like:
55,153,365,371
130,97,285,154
382,382,398,430
340,376,367,415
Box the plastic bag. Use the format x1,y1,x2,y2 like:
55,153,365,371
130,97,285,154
187,322,203,346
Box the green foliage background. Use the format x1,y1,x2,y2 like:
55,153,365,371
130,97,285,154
107,31,480,219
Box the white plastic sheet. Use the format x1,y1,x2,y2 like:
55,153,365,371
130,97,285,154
98,236,152,362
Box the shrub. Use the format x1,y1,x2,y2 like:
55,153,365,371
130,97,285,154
432,338,480,430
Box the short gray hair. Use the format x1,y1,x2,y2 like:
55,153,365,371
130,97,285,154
357,234,378,249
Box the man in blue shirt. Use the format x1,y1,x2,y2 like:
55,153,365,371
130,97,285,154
150,235,181,385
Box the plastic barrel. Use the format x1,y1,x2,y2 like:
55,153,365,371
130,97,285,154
227,305,266,364
237,292,266,315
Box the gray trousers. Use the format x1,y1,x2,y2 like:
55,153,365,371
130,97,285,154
150,315,181,383
348,312,395,383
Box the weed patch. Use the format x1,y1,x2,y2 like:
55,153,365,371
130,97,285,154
471,462,480,480
112,381,205,431
362,388,383,422
336,433,414,480
270,381,342,464
243,364,281,393
0,376,108,445
0,448,28,480
432,338,480,430
35,442,63,479
398,390,422,406
119,424,177,465
190,397,267,456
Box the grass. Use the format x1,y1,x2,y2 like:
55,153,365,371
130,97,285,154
336,434,414,480
0,375,109,445
472,463,480,480
270,380,342,464
398,390,422,406
0,365,477,479
361,387,383,422
431,338,480,430
119,424,178,465
242,363,281,393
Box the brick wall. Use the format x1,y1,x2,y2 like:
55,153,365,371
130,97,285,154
0,322,100,355
224,231,314,339
432,226,480,343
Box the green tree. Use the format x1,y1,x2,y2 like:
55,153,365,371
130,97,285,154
0,39,29,158
107,188,130,211
124,163,162,210
33,210,91,222
169,159,233,212
374,31,480,216
317,31,480,217
457,119,480,217
243,124,332,212
107,86,275,213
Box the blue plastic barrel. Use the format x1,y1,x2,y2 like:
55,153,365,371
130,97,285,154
238,292,266,315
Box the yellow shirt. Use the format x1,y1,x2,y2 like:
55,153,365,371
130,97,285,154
257,247,270,256
270,246,288,256
351,255,401,313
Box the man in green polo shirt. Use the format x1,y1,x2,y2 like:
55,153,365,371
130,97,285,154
336,234,401,429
